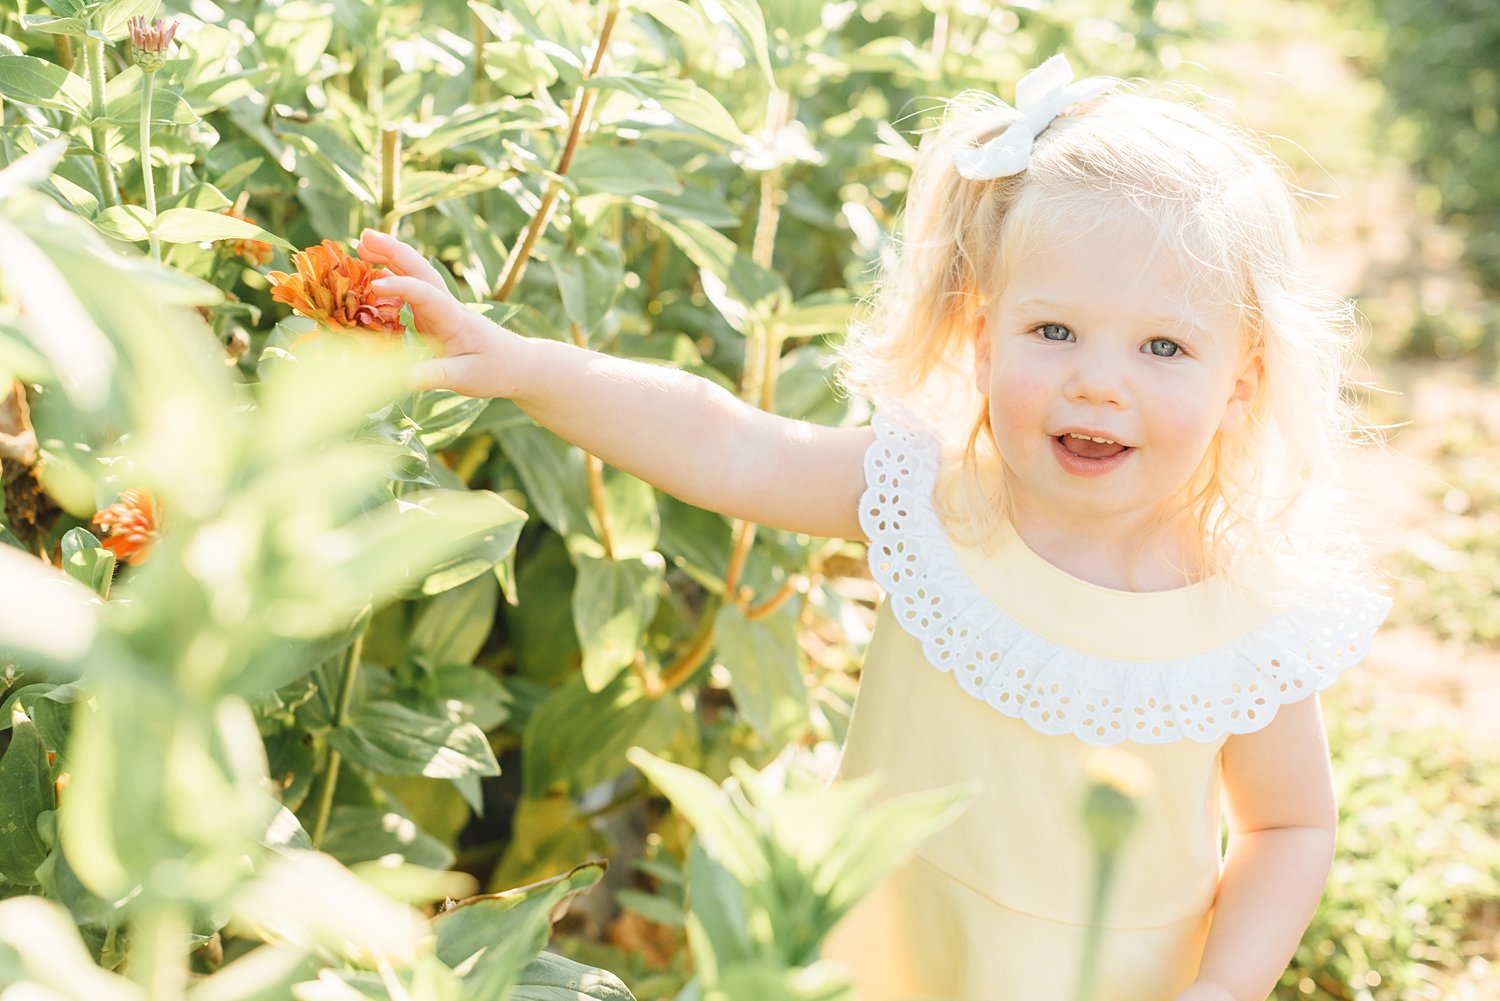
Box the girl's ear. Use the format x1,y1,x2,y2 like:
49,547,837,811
1219,350,1263,434
972,313,992,397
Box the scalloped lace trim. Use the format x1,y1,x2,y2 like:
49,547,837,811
858,400,1392,746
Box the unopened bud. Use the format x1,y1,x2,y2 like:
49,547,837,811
1082,748,1152,856
128,16,179,73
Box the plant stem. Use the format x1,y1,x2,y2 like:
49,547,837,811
309,608,371,848
569,320,618,559
86,37,120,207
140,69,160,261
57,34,74,73
1072,851,1117,1001
127,905,188,1001
379,124,400,232
470,8,488,106
661,595,722,691
744,576,800,621
493,0,620,301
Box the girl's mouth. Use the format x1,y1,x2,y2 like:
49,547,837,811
1053,433,1132,476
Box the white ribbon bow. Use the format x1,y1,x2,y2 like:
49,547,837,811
953,55,1111,181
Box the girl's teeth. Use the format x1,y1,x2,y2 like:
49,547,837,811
1066,433,1117,444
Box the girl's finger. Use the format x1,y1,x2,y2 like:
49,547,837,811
370,275,472,335
357,229,448,289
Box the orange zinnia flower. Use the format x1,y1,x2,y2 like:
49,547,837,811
222,208,273,267
92,488,162,566
266,240,406,336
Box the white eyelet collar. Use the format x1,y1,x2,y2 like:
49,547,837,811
858,400,1392,746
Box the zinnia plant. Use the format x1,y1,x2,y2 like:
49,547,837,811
266,240,406,336
91,487,162,566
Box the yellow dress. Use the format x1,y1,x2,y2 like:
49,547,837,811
820,403,1391,1001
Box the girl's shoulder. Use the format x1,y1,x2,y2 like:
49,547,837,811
857,399,1392,748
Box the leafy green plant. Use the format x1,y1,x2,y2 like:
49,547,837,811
1279,691,1500,1000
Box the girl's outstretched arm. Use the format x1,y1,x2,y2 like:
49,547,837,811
357,229,872,541
1173,694,1339,1001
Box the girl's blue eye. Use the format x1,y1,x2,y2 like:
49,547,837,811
1038,323,1073,342
1146,337,1181,357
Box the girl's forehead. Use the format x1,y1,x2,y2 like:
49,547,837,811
993,195,1242,318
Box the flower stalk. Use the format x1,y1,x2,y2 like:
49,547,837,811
1074,749,1152,1001
128,16,178,261
379,125,400,232
310,607,372,849
85,37,120,208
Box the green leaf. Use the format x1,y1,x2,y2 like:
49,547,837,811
549,243,624,338
410,572,501,669
427,663,510,733
17,14,91,38
510,950,638,1000
0,55,91,116
602,467,660,560
588,74,746,146
435,861,607,1000
712,602,808,743
481,39,560,95
568,145,683,198
627,749,770,887
0,548,98,673
396,165,511,217
267,486,528,639
0,708,55,885
0,898,141,1001
92,203,155,243
408,391,491,451
572,551,664,692
94,0,162,40
319,805,455,871
510,532,581,687
524,670,689,796
0,683,78,755
646,213,786,329
102,67,201,126
357,403,437,488
682,838,754,978
328,701,501,780
60,527,115,598
258,0,334,79
495,417,594,540
695,0,774,84
153,207,294,249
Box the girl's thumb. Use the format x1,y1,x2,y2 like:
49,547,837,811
410,357,449,392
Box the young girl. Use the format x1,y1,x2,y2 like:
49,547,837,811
358,55,1390,1001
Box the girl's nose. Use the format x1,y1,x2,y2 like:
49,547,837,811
1063,348,1127,408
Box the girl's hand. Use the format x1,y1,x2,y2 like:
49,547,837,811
356,228,529,398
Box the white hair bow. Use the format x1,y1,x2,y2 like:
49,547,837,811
952,55,1111,181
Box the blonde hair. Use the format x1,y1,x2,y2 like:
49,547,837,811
837,84,1372,593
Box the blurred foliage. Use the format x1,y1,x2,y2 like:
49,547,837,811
1389,416,1500,647
1350,0,1500,293
1279,692,1500,1000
